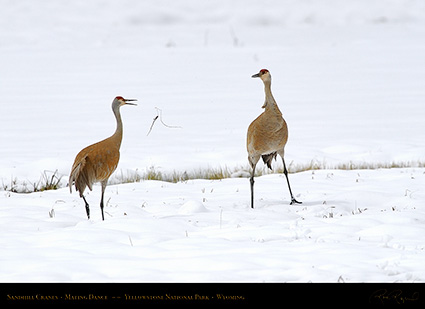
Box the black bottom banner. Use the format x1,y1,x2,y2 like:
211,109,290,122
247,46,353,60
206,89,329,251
1,283,424,307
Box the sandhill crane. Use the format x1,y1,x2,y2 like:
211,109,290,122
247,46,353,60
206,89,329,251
247,69,301,208
69,96,137,220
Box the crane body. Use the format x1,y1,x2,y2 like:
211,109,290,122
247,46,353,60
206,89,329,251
69,96,137,220
247,69,301,208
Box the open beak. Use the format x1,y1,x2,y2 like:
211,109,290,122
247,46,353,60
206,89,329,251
124,98,137,106
251,73,260,78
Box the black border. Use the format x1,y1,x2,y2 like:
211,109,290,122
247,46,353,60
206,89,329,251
1,283,424,307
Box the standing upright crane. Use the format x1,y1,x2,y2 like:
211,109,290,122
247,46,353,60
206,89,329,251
69,96,137,220
247,69,301,208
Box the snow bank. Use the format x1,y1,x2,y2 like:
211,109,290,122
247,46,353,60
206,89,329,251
179,200,208,214
1,169,425,282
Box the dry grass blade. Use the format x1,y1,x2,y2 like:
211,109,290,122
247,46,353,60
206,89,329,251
147,107,182,136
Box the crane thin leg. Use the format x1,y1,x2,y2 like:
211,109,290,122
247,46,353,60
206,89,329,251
100,181,107,221
100,199,104,221
282,158,302,205
250,163,257,209
82,195,90,219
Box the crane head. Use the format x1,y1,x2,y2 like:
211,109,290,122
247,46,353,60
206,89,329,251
252,69,271,82
115,96,137,106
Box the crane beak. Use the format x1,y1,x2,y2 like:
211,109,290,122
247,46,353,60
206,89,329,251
124,98,137,106
252,73,260,78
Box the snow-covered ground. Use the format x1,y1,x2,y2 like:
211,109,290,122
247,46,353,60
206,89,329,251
1,0,425,282
1,169,425,282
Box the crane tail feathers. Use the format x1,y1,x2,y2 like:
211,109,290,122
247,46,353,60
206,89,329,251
262,152,277,170
69,156,94,197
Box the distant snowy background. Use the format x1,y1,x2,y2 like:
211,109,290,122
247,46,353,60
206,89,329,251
1,0,425,282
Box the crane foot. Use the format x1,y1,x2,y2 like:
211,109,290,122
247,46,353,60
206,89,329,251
290,198,302,205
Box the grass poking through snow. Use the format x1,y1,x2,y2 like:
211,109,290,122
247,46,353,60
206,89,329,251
2,160,425,193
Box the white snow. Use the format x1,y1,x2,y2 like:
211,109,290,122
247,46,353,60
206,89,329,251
1,0,425,282
1,169,425,282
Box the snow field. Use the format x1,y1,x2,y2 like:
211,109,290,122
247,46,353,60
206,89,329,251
1,0,425,283
1,1,425,186
1,168,424,282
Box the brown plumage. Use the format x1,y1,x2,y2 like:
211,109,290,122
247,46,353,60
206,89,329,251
69,96,137,220
247,69,301,208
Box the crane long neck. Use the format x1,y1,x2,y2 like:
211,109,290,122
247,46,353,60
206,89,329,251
112,106,124,148
263,79,281,114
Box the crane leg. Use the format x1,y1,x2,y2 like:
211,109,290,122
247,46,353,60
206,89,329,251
82,195,90,219
282,158,302,205
100,181,107,221
250,163,256,209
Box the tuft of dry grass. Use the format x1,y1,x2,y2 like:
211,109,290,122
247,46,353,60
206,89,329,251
2,170,64,193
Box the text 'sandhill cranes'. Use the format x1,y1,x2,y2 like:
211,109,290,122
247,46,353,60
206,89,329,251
247,69,301,208
69,96,137,220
